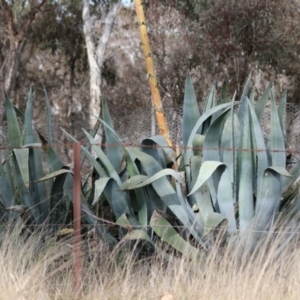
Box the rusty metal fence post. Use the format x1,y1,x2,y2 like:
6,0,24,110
73,142,82,299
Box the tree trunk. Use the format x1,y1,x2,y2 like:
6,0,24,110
0,38,19,124
82,1,120,136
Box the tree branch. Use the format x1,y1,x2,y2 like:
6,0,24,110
0,0,16,37
17,0,47,41
95,3,120,68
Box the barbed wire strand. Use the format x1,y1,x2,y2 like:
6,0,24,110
0,139,300,155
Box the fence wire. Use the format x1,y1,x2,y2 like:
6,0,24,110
0,104,300,236
1,103,300,175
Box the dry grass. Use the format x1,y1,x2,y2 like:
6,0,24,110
0,226,299,300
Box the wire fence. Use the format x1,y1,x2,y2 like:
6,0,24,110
1,103,300,174
0,105,300,235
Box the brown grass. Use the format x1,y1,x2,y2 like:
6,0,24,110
0,225,299,300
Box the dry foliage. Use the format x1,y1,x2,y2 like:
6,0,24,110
0,223,300,299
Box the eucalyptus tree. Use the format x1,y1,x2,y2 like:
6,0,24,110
82,0,121,137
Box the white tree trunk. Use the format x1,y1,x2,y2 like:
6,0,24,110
82,1,120,134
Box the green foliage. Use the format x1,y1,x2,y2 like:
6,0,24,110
0,90,115,244
112,73,300,257
2,75,300,260
0,90,65,227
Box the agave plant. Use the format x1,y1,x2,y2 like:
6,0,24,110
10,74,299,260
0,90,116,243
184,74,300,249
0,89,60,227
113,73,300,257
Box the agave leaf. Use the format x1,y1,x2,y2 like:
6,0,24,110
249,87,256,106
237,102,254,231
268,166,293,177
81,201,117,246
13,105,25,123
120,169,179,190
92,176,134,219
278,90,287,139
70,136,133,219
28,148,49,223
219,101,239,205
81,155,132,218
120,167,186,221
190,156,202,206
79,108,102,169
62,128,108,180
44,146,64,172
219,80,229,104
196,182,212,223
140,184,164,225
48,168,70,227
116,214,143,231
13,149,29,187
116,213,131,228
150,210,201,260
204,84,216,112
247,99,268,195
123,151,149,226
12,155,40,223
185,103,233,190
123,229,155,247
182,72,201,157
42,84,53,145
131,149,207,249
94,118,139,175
202,84,216,133
268,92,286,167
121,167,190,219
23,91,48,220
37,168,73,182
188,161,225,196
0,156,13,207
82,129,121,184
192,134,205,156
137,194,148,227
95,117,140,176
5,94,21,148
254,82,271,123
203,109,231,204
282,160,300,193
203,212,226,236
2,150,15,205
141,137,168,168
120,175,149,190
92,177,111,206
186,103,233,158
217,168,237,233
190,156,213,223
101,178,133,218
229,94,238,202
203,109,230,162
102,98,124,172
237,72,252,126
35,120,63,173
255,167,288,231
22,89,36,145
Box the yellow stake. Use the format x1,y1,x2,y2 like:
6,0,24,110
134,0,173,149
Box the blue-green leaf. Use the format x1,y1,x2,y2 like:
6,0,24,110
182,73,200,157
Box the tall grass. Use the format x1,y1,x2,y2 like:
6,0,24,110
0,224,299,300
